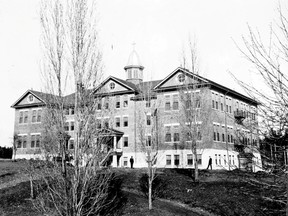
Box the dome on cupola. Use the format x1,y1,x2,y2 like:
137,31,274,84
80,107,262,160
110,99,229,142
124,46,144,85
125,50,143,69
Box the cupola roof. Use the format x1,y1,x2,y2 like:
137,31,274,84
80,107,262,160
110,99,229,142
125,49,144,69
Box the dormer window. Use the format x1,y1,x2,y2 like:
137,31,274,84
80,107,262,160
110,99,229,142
178,74,185,83
110,82,115,90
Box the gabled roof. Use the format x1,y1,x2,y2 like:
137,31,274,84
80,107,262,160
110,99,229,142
11,89,52,108
153,67,208,90
93,76,138,94
153,67,258,105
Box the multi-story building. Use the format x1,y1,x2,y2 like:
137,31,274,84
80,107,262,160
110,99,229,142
11,49,262,171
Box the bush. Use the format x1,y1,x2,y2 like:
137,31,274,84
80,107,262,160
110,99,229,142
33,170,126,216
139,173,167,200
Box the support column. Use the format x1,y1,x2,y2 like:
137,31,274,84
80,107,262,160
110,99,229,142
112,136,117,167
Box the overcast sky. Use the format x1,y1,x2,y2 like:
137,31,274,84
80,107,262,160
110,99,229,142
0,0,286,147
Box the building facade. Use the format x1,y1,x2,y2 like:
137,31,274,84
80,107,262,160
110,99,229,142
11,50,262,171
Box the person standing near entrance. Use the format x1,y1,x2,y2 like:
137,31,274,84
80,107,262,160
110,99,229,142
207,156,212,170
130,156,134,169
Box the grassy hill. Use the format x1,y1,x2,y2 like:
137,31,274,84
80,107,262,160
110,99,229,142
0,160,286,215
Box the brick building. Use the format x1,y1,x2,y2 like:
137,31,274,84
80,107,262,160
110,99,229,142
11,49,262,171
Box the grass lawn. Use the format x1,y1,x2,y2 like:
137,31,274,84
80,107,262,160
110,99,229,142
0,160,286,216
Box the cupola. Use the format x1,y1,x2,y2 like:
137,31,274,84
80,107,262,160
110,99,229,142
124,46,144,85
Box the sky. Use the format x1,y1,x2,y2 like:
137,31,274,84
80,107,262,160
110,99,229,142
0,0,286,147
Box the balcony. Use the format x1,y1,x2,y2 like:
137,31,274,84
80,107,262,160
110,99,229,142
234,110,246,122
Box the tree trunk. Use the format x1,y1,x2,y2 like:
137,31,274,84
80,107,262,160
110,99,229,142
148,179,152,210
30,175,34,199
193,140,199,182
286,171,288,216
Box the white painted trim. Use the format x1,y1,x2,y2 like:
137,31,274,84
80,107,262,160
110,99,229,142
164,123,180,127
30,132,41,135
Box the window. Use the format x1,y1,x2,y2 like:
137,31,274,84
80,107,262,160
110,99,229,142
222,133,225,142
146,115,151,126
226,105,228,112
186,97,192,109
224,155,226,165
28,94,34,102
197,154,202,165
174,155,180,166
218,154,221,165
165,95,171,111
22,136,27,148
172,95,179,110
70,108,75,115
123,96,128,107
36,135,40,148
221,103,223,111
146,99,151,108
123,137,128,147
228,135,230,143
166,155,171,165
217,132,220,141
104,119,109,128
24,111,28,123
17,137,22,148
231,135,233,143
31,135,35,148
105,102,109,109
96,119,101,129
32,110,37,123
115,117,120,127
178,73,185,82
213,132,216,141
229,106,232,113
232,155,235,165
165,126,171,142
197,131,202,140
215,154,218,165
116,96,120,108
70,122,74,131
97,102,102,110
123,157,128,166
37,110,41,122
146,135,151,146
212,100,215,109
128,69,132,79
174,132,179,142
123,117,128,127
19,111,24,123
165,132,171,142
64,122,69,131
69,140,74,149
110,82,115,90
187,154,193,165
215,101,218,110
195,92,200,108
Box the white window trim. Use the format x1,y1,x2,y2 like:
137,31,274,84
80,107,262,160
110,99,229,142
164,123,180,127
30,132,41,136
18,133,28,136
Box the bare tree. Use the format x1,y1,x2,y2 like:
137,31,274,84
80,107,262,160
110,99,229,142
179,39,211,181
234,3,288,214
32,1,124,215
136,83,163,210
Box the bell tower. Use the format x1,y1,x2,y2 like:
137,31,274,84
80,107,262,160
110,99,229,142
124,44,144,85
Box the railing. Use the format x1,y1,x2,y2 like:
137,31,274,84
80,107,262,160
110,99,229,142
234,110,246,119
